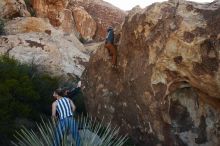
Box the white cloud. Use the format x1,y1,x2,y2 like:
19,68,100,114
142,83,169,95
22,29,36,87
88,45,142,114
103,0,214,10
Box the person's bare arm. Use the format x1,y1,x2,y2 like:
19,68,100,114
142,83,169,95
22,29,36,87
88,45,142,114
69,99,76,113
77,81,81,88
52,102,57,120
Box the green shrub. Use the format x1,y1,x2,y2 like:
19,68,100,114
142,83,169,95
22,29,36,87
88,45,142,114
24,0,36,17
124,138,136,146
24,0,31,6
79,36,87,44
74,91,87,115
0,55,58,145
30,9,36,17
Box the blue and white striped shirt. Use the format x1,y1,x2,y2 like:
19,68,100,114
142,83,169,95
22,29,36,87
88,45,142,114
56,97,73,119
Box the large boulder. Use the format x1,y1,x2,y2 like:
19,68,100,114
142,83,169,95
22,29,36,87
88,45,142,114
0,17,88,77
0,32,88,77
32,0,70,27
4,17,55,35
70,0,126,41
61,9,76,33
82,0,220,145
31,0,125,40
4,17,84,50
71,6,97,41
0,0,30,19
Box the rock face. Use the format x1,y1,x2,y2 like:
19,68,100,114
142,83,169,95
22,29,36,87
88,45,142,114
32,0,69,27
4,17,55,35
70,0,126,40
83,1,220,146
61,9,76,33
0,0,124,78
31,0,125,40
0,0,30,19
0,32,88,77
1,17,88,77
72,6,97,40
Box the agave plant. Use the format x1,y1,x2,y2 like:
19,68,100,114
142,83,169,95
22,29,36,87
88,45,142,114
12,116,127,146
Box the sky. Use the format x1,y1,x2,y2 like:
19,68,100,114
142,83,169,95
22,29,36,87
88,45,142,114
103,0,214,10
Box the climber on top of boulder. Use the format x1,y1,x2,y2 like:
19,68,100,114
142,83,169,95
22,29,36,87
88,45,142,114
104,26,117,68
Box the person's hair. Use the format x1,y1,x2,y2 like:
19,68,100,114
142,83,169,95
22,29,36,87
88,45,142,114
62,87,69,92
107,26,113,32
54,88,64,97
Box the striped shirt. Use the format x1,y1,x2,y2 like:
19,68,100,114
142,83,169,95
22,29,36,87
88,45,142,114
56,97,73,119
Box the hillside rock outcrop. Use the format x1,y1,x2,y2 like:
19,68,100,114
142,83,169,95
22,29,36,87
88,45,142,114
5,16,84,49
31,0,125,40
0,32,88,77
0,0,30,19
72,6,97,40
70,0,126,40
1,16,88,77
83,0,220,145
1,0,123,78
4,17,55,35
32,0,69,27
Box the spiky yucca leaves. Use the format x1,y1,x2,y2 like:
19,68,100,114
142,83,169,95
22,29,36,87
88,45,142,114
12,116,127,146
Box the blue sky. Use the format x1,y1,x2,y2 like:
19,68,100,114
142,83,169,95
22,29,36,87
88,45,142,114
103,0,214,10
